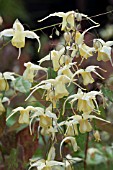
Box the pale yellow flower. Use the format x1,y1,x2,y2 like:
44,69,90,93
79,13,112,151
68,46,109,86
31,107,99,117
60,136,78,157
59,118,79,136
29,105,58,138
0,16,3,25
6,106,39,124
29,158,64,170
38,11,75,31
73,65,105,85
30,145,57,170
58,63,76,78
39,47,69,71
0,98,5,115
65,154,83,170
75,31,95,59
67,114,92,133
93,130,101,142
0,72,15,91
66,123,78,136
0,19,40,59
79,118,92,133
63,88,102,114
23,62,47,82
39,114,52,128
26,75,70,108
93,38,113,66
38,11,98,31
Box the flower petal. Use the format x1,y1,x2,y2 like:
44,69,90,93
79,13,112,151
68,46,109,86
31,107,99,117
13,19,24,31
0,29,14,37
25,31,41,52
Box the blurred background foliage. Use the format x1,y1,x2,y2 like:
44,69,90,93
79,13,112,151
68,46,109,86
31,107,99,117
0,0,113,170
0,0,29,23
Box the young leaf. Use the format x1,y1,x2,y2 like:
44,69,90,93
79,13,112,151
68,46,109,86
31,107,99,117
13,77,31,93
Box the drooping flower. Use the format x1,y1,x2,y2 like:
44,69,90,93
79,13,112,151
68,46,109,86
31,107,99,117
29,158,65,170
93,130,101,142
0,98,5,115
73,65,105,85
93,38,113,66
79,116,92,133
73,30,96,60
26,75,70,108
63,88,102,114
0,19,40,59
29,104,58,138
39,47,71,71
38,11,98,31
29,145,64,170
60,136,78,157
0,72,15,91
65,154,82,170
6,106,40,124
58,63,76,79
59,116,79,136
23,62,47,82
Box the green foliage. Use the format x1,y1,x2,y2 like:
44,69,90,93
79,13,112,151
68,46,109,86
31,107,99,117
0,0,29,22
48,67,57,79
101,86,113,102
5,148,18,170
13,77,31,93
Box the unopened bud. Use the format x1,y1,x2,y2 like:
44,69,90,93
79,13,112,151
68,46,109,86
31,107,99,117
64,32,71,43
75,13,82,22
93,39,103,49
94,130,101,142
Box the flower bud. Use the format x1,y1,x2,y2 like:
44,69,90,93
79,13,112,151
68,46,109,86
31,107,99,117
64,32,71,43
93,39,103,50
0,79,9,91
94,130,101,142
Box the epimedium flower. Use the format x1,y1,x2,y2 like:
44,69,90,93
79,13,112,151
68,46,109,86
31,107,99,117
57,62,77,79
59,119,78,137
65,154,82,170
79,115,92,133
63,88,102,115
93,130,101,142
6,106,40,124
93,38,113,66
26,75,70,108
72,27,99,60
29,104,58,139
0,98,5,115
29,145,64,170
23,62,48,83
66,114,92,134
39,47,71,71
29,159,65,170
0,19,41,59
39,114,52,128
72,65,105,86
66,114,109,134
38,11,98,31
0,72,15,91
60,136,78,158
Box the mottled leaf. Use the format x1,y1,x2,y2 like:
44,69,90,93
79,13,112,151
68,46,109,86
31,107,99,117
13,77,31,93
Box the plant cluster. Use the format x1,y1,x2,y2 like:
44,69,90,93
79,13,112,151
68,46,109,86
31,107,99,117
0,11,113,170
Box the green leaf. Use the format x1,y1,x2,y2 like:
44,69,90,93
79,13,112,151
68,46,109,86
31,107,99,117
101,87,113,102
13,77,31,93
5,148,18,170
48,67,57,79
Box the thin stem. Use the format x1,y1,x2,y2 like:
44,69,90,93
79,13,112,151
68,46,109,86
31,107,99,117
84,132,89,170
90,10,113,19
0,39,11,51
32,22,61,32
